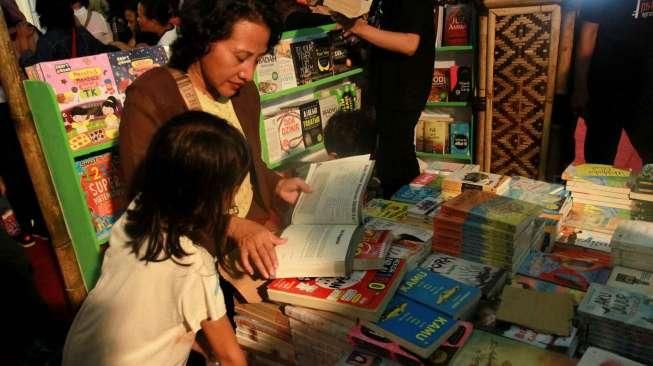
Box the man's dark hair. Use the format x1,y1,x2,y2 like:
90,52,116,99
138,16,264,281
126,111,251,265
138,0,174,25
36,0,76,30
169,0,282,71
324,109,377,158
71,0,90,7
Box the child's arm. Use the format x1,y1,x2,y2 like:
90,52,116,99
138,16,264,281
201,315,246,366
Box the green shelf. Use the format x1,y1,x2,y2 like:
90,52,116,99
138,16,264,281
425,101,468,108
72,140,118,158
417,152,473,162
260,68,364,103
268,143,326,170
281,24,337,40
436,45,474,52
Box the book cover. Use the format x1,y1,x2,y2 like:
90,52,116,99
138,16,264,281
267,257,407,321
442,170,511,195
449,66,471,102
353,229,394,270
420,252,507,298
423,117,450,154
410,172,439,188
324,0,373,18
329,29,350,74
74,152,126,240
607,266,653,295
107,46,167,94
578,346,645,366
256,38,298,94
443,4,471,46
611,220,653,250
510,274,585,306
562,164,632,191
386,239,430,271
318,94,340,130
391,185,438,205
450,330,577,366
579,283,653,332
290,38,317,85
297,100,323,148
425,162,479,176
262,108,305,164
313,35,334,80
363,217,433,243
428,68,449,102
449,122,470,155
564,203,630,235
556,225,612,253
364,294,458,358
398,268,481,319
517,249,611,291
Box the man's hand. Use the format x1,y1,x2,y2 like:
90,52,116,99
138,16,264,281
275,177,312,205
228,216,286,279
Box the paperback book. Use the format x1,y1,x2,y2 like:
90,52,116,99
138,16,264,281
353,229,394,270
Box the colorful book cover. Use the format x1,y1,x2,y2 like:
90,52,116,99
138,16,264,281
410,172,439,188
504,176,566,199
256,38,298,94
449,330,577,366
364,294,457,358
423,118,449,154
298,100,323,147
449,66,472,102
74,152,126,240
510,274,585,305
579,283,653,331
607,266,653,295
420,252,507,298
391,185,438,205
398,268,481,319
443,4,471,46
562,163,632,190
578,346,645,366
428,68,449,102
353,229,393,270
442,170,511,195
107,46,167,94
262,108,305,164
267,258,406,322
318,94,340,129
564,203,630,235
449,122,470,155
313,35,333,80
556,225,612,253
517,249,611,291
363,199,411,222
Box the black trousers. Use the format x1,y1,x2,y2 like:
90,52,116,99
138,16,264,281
375,107,422,198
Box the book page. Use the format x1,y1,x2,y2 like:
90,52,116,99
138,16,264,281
292,154,374,225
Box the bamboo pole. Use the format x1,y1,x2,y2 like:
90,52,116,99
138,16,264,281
476,14,488,169
555,0,580,94
484,10,496,172
539,5,561,179
0,11,87,308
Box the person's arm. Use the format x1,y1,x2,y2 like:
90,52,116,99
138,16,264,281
343,17,419,56
201,316,246,366
227,215,286,279
571,21,598,115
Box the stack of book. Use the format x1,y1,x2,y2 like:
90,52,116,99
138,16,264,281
424,161,480,176
560,202,631,252
562,163,633,210
628,165,653,221
441,170,511,198
233,302,296,365
606,265,653,295
610,220,653,272
578,283,653,364
282,305,355,365
363,199,433,230
432,190,544,271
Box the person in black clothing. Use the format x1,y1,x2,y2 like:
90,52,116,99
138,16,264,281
334,0,435,197
572,0,653,164
16,0,113,67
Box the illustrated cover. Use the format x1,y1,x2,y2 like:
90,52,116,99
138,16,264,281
107,46,167,94
391,185,439,205
398,268,481,319
386,239,430,272
578,346,645,366
579,283,653,332
74,152,126,240
449,66,471,102
267,257,407,322
363,199,411,223
353,229,394,270
290,38,317,85
510,274,585,306
449,330,577,366
256,38,298,94
442,170,511,195
60,96,123,150
297,100,323,148
234,302,290,333
517,249,611,291
449,122,470,155
420,252,508,298
262,108,305,164
428,68,449,102
564,203,630,235
562,164,632,191
364,294,458,358
313,35,333,80
423,117,449,154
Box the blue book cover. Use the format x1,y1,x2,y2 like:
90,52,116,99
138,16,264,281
391,185,438,205
365,294,457,358
449,122,470,155
579,283,653,332
398,268,481,319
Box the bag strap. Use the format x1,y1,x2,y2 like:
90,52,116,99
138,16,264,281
167,68,201,111
83,11,94,28
71,27,78,58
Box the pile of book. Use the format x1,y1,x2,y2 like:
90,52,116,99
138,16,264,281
415,112,471,156
432,190,544,271
629,164,653,216
610,220,653,272
562,164,633,210
441,169,511,198
578,283,653,364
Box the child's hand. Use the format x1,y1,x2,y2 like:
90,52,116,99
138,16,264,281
275,177,312,205
228,217,286,279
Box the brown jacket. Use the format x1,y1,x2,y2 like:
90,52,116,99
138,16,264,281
119,67,283,225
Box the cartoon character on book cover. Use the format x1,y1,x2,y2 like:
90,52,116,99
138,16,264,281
108,46,168,93
61,96,123,150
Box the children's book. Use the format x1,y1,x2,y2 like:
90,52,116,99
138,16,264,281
607,266,653,295
267,257,407,322
363,294,458,358
449,330,577,366
578,346,645,366
353,229,394,270
275,154,374,278
398,268,481,319
391,185,438,205
74,152,126,240
420,252,508,299
578,283,653,332
363,199,411,223
107,46,167,94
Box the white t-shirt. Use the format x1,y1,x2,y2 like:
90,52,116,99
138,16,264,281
62,211,226,366
158,26,178,47
74,6,114,44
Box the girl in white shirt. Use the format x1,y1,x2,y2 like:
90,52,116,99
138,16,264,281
62,111,249,366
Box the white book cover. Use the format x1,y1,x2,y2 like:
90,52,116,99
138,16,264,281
606,266,653,295
578,347,644,366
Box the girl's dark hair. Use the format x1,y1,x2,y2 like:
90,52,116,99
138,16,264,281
125,111,251,264
36,0,76,30
138,0,174,25
102,96,118,109
324,109,377,157
169,0,282,71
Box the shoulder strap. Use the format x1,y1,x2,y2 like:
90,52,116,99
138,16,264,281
167,68,201,111
84,11,94,28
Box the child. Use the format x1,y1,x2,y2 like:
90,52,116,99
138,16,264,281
323,109,377,159
62,111,249,366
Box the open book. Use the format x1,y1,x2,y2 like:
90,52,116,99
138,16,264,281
324,0,373,18
275,154,375,278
